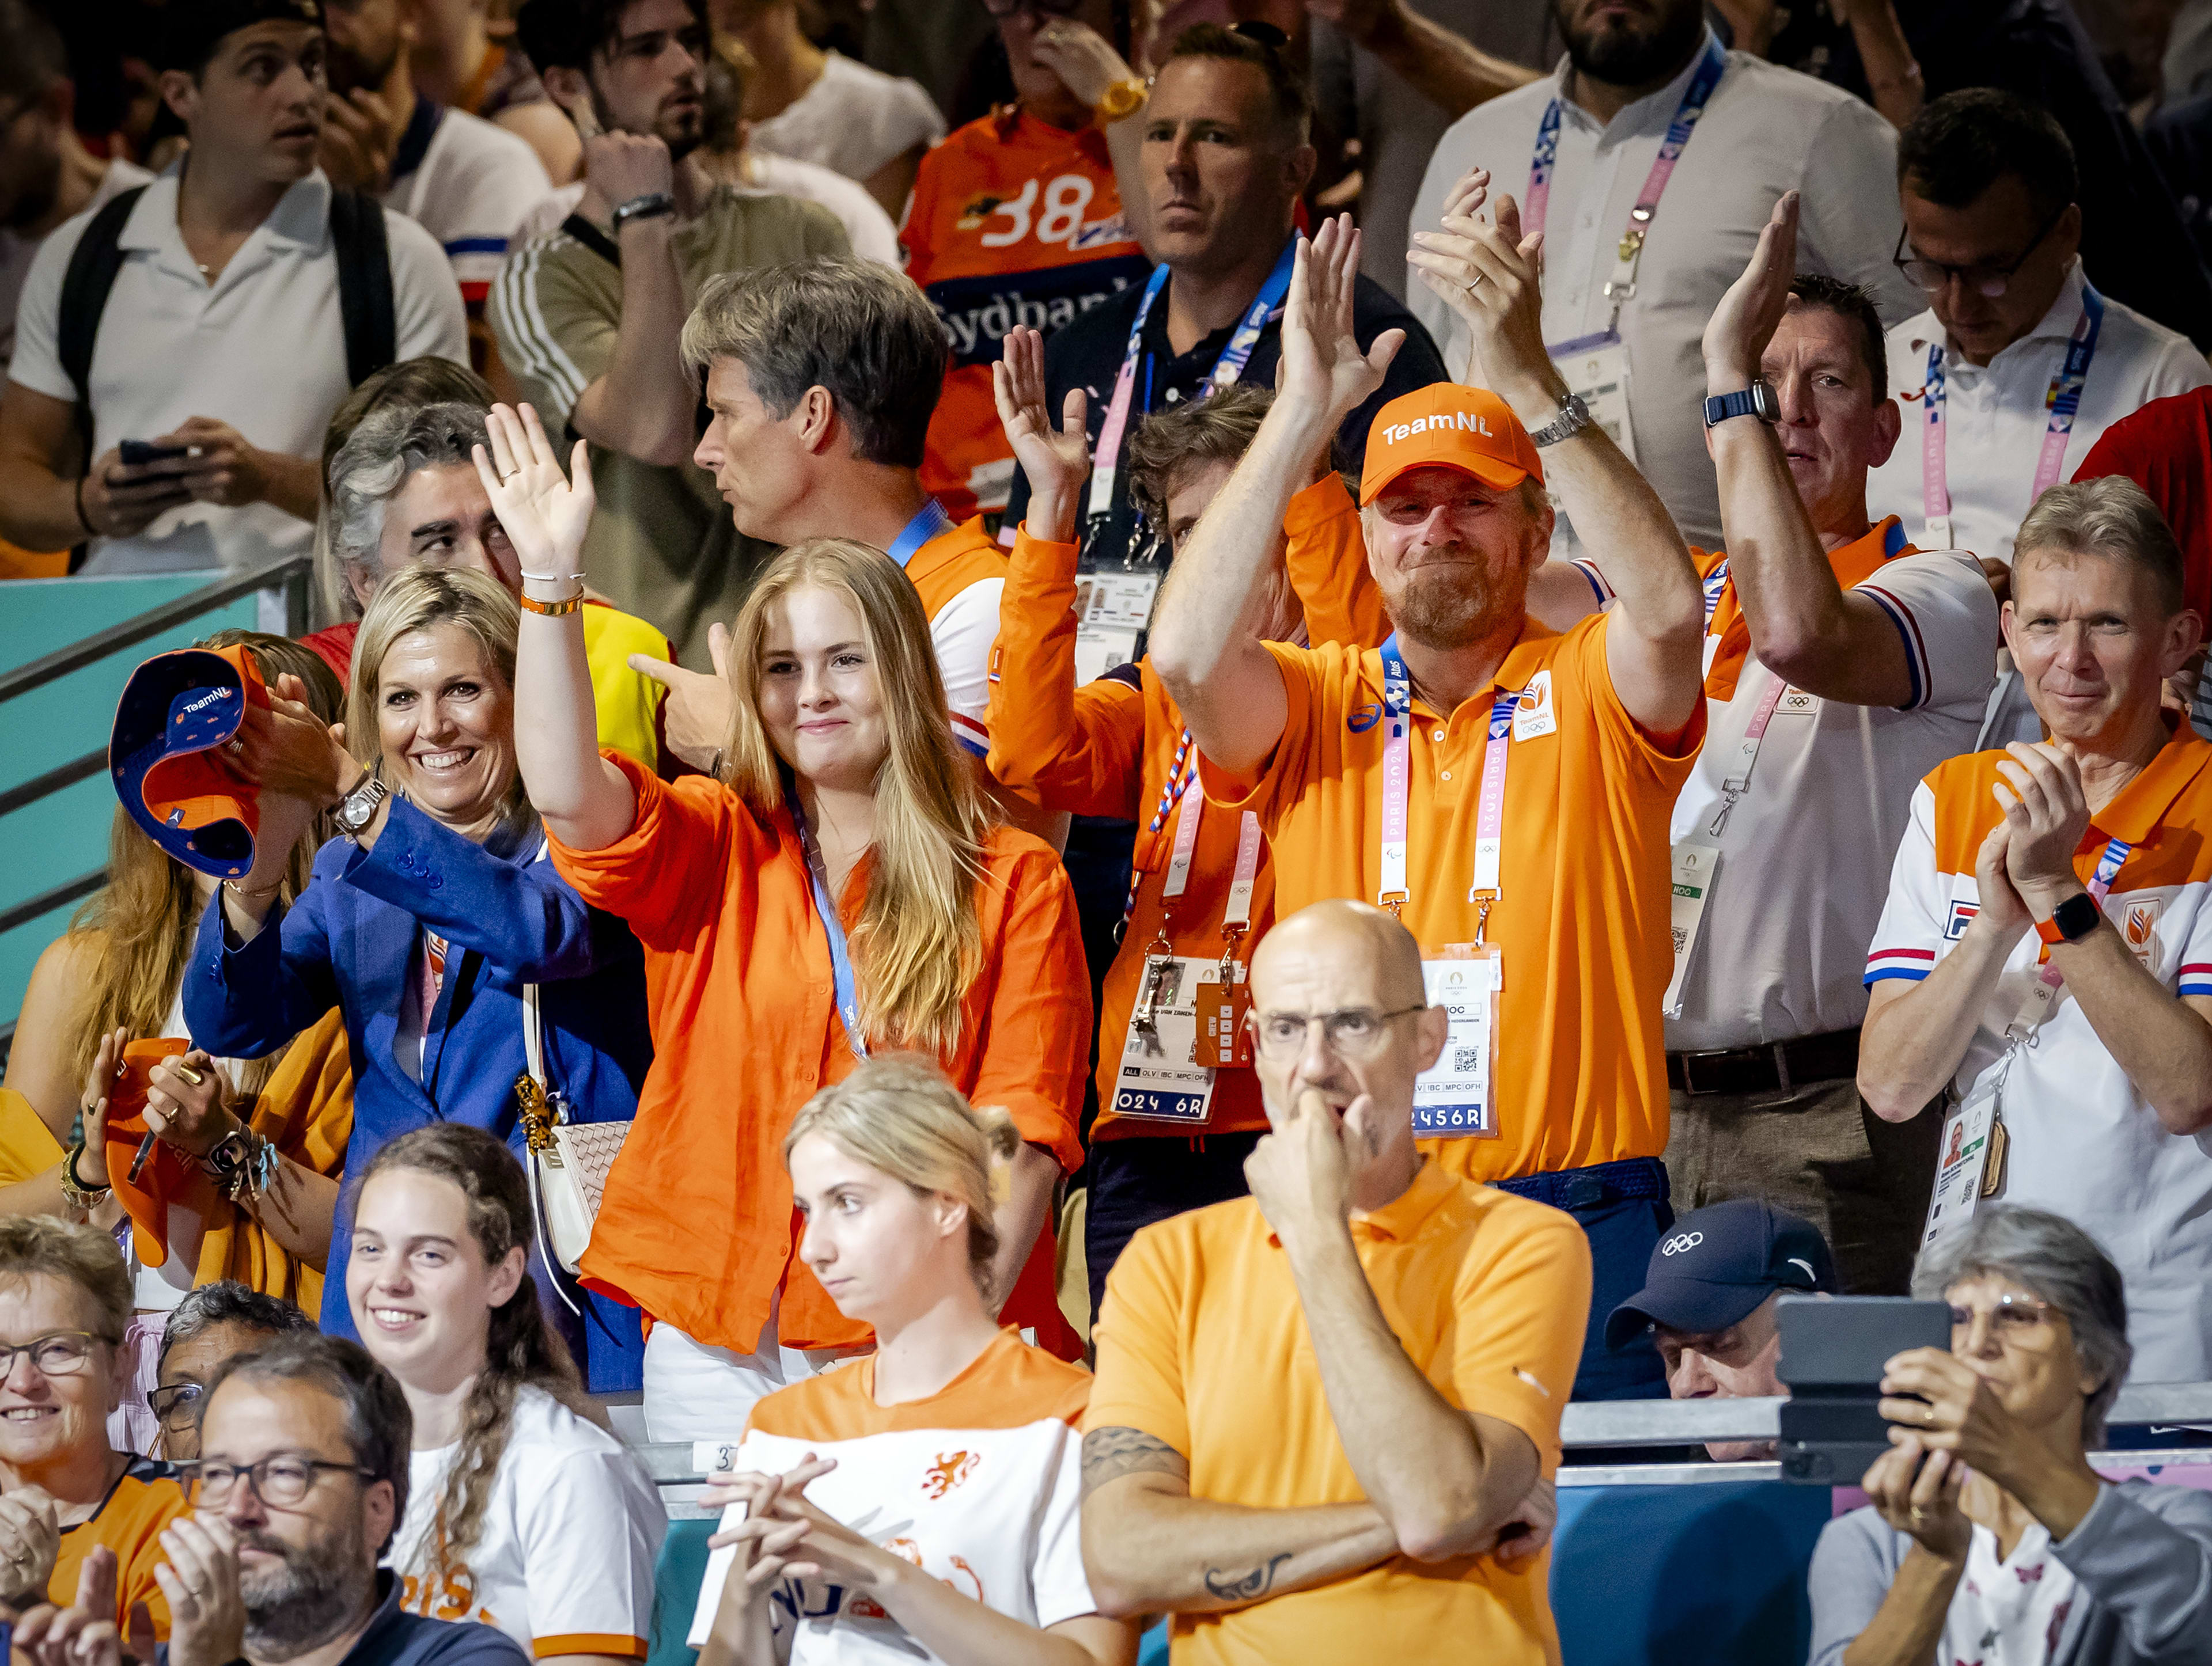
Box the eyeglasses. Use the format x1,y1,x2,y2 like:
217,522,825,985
1948,1293,2056,1339
1251,1005,1427,1061
148,1382,205,1428
0,1331,109,1379
1893,203,2067,299
181,1455,378,1509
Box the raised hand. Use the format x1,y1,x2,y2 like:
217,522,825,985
225,672,357,809
994,327,1090,544
1025,18,1137,108
1279,214,1405,432
474,404,596,582
153,1517,246,1666
1244,1087,1359,1251
142,1052,234,1160
1407,172,1555,415
1703,192,1800,389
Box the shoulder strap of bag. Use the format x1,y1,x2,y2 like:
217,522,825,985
561,212,621,269
56,185,150,473
327,188,397,386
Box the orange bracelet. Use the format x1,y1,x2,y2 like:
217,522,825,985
518,591,585,616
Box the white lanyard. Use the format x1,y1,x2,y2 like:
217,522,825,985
1377,639,1517,943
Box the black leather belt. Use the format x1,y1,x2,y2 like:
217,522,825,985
1666,1027,1862,1098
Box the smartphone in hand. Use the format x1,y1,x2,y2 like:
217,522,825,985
1775,1295,1951,1485
118,439,192,468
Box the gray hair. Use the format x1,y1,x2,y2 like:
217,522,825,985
325,401,493,617
2014,475,2186,616
680,258,946,469
1912,1205,2132,1445
158,1282,314,1375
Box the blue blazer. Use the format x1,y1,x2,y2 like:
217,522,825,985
184,799,652,1383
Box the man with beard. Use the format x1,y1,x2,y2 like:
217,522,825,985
0,0,466,574
1408,0,1920,557
489,0,849,666
1150,196,1705,1401
11,1334,526,1666
317,0,551,374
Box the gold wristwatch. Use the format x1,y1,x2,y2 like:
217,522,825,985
1095,77,1147,124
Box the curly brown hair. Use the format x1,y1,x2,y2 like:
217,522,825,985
358,1126,589,1594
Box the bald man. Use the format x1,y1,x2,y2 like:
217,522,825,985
1078,900,1594,1665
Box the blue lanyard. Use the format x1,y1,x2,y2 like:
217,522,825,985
786,788,868,1060
1083,234,1300,529
887,498,953,570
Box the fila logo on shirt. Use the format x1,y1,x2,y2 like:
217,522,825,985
1944,898,1980,941
1660,1231,1704,1257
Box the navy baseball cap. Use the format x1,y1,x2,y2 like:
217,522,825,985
1605,1198,1836,1350
109,646,269,880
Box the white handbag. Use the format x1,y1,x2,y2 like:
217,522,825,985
518,982,632,1278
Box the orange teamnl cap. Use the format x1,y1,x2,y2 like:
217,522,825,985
109,645,271,879
1358,384,1545,506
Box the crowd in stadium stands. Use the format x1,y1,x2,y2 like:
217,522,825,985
2,0,2212,1660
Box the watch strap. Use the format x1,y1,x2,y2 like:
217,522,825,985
1528,393,1590,449
1703,385,1771,429
2037,892,2102,944
337,773,389,836
612,191,676,232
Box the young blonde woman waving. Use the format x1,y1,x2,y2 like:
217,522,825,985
484,404,1089,1438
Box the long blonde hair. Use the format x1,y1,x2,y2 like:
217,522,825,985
65,633,343,1090
783,1055,1018,1291
347,567,533,845
722,540,988,1055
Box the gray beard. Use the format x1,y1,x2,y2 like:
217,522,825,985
241,1536,380,1663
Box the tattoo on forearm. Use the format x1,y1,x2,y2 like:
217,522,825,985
1081,1426,1190,1497
1203,1554,1291,1603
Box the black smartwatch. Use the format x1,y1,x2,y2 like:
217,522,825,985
2036,891,2103,946
611,191,676,234
1703,380,1780,429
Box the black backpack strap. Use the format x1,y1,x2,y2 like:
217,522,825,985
56,184,150,468
561,213,622,269
326,188,397,385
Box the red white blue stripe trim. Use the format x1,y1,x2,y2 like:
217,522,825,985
1865,946,1936,985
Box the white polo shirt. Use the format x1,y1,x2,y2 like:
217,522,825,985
8,169,466,574
1410,31,1922,550
383,100,553,310
1666,520,1998,1053
1864,728,2212,1384
1866,259,2212,567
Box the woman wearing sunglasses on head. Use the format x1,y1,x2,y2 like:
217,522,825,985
1809,1205,2212,1666
692,1056,1136,1666
348,1125,661,1666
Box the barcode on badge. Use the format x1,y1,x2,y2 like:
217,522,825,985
1453,1047,1482,1073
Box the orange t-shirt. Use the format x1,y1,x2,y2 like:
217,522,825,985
904,107,1150,521
986,476,1382,1140
1086,1162,1590,1666
550,752,1090,1354
51,1457,188,1637
1202,615,1703,1183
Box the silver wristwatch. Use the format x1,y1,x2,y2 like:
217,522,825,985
334,772,389,839
1528,390,1593,449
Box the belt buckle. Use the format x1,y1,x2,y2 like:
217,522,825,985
1676,1049,1734,1097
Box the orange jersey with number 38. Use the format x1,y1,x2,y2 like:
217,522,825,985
903,105,1150,521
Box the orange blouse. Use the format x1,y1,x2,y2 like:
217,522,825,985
550,752,1090,1353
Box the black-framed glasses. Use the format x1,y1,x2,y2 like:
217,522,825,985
1251,1004,1427,1061
1893,203,2067,299
181,1455,378,1508
147,1382,205,1428
0,1331,110,1379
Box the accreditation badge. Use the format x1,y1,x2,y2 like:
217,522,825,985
1663,841,1721,1019
1072,570,1160,684
1411,948,1502,1137
1111,954,1223,1124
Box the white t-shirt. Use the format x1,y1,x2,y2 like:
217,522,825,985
1866,259,2212,568
747,53,944,191
0,159,152,374
1938,1521,2077,1666
1864,730,2212,1384
7,169,467,574
1665,525,1999,1051
389,1384,664,1657
383,101,554,307
688,1331,1097,1664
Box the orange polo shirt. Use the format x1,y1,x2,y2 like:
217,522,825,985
1202,614,1702,1183
987,477,1382,1141
51,1457,188,1637
550,752,1090,1355
1086,1160,1590,1666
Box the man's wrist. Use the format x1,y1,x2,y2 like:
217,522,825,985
2024,879,2090,924
1497,371,1570,434
1702,360,1756,398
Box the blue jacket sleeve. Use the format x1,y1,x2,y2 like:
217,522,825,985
181,862,342,1058
338,800,599,982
